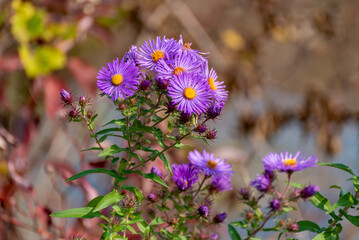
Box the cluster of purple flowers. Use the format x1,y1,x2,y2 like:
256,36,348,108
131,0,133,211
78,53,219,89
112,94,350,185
96,36,228,117
249,151,319,207
171,150,233,193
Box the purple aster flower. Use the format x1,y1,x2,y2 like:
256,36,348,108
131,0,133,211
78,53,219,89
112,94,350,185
124,45,139,64
203,62,228,103
172,163,199,191
206,130,217,140
178,35,208,61
262,151,318,173
198,205,209,217
239,187,250,200
155,52,201,80
168,73,212,115
140,79,151,90
150,166,163,178
137,36,181,70
60,89,72,105
154,77,169,90
187,150,233,177
207,101,224,119
250,174,271,192
213,212,227,224
210,175,232,193
270,198,281,211
300,184,320,198
96,57,141,101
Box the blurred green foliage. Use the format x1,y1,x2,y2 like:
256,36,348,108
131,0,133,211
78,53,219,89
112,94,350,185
10,0,76,77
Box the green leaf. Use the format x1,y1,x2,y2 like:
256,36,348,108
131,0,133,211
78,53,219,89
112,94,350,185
327,192,359,214
339,209,359,227
131,119,154,133
290,181,304,188
297,220,322,233
154,128,167,149
86,196,104,207
317,162,355,175
228,224,241,240
143,172,169,189
123,186,143,203
329,185,341,190
158,153,172,175
347,176,359,191
96,127,123,135
50,207,101,218
93,190,123,212
310,192,331,211
150,217,165,226
98,144,128,157
313,230,339,240
66,168,126,182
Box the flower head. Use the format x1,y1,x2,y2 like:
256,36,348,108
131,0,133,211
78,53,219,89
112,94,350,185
147,193,157,202
210,175,232,193
300,184,320,199
250,174,271,192
124,45,139,64
172,163,199,191
203,62,228,103
155,52,201,80
178,35,208,61
168,73,212,115
188,150,233,177
262,151,318,173
138,36,181,70
96,57,141,101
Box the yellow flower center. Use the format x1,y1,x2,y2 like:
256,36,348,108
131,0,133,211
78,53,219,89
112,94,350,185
208,77,217,90
112,74,123,85
174,66,185,76
183,87,196,99
283,158,297,167
207,160,217,169
183,43,191,50
151,50,164,62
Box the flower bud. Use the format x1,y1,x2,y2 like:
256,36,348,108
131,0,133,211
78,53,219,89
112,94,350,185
239,187,250,200
68,109,79,120
155,78,169,90
169,218,178,226
250,174,271,192
196,125,207,133
147,193,157,202
179,112,191,123
165,101,176,113
79,96,87,107
246,211,254,221
198,205,209,217
140,80,151,90
60,89,72,105
209,234,218,240
300,185,319,199
206,130,217,140
150,166,163,178
286,222,299,232
207,102,224,119
213,212,227,224
270,199,281,211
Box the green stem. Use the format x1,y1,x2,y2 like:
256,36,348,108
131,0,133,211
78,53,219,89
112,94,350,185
193,176,208,199
280,172,292,199
151,113,170,127
246,213,273,240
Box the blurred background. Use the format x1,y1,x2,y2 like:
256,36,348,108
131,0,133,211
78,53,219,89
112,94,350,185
1,0,359,239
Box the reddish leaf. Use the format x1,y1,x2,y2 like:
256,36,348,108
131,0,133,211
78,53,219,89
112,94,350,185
43,75,65,118
0,54,22,72
68,57,97,96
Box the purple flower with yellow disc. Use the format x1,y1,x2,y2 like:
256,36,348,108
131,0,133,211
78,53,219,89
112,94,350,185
137,36,181,70
155,52,201,80
188,150,233,177
172,163,199,191
203,63,228,103
96,57,141,101
262,151,317,173
167,73,211,115
178,35,208,61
